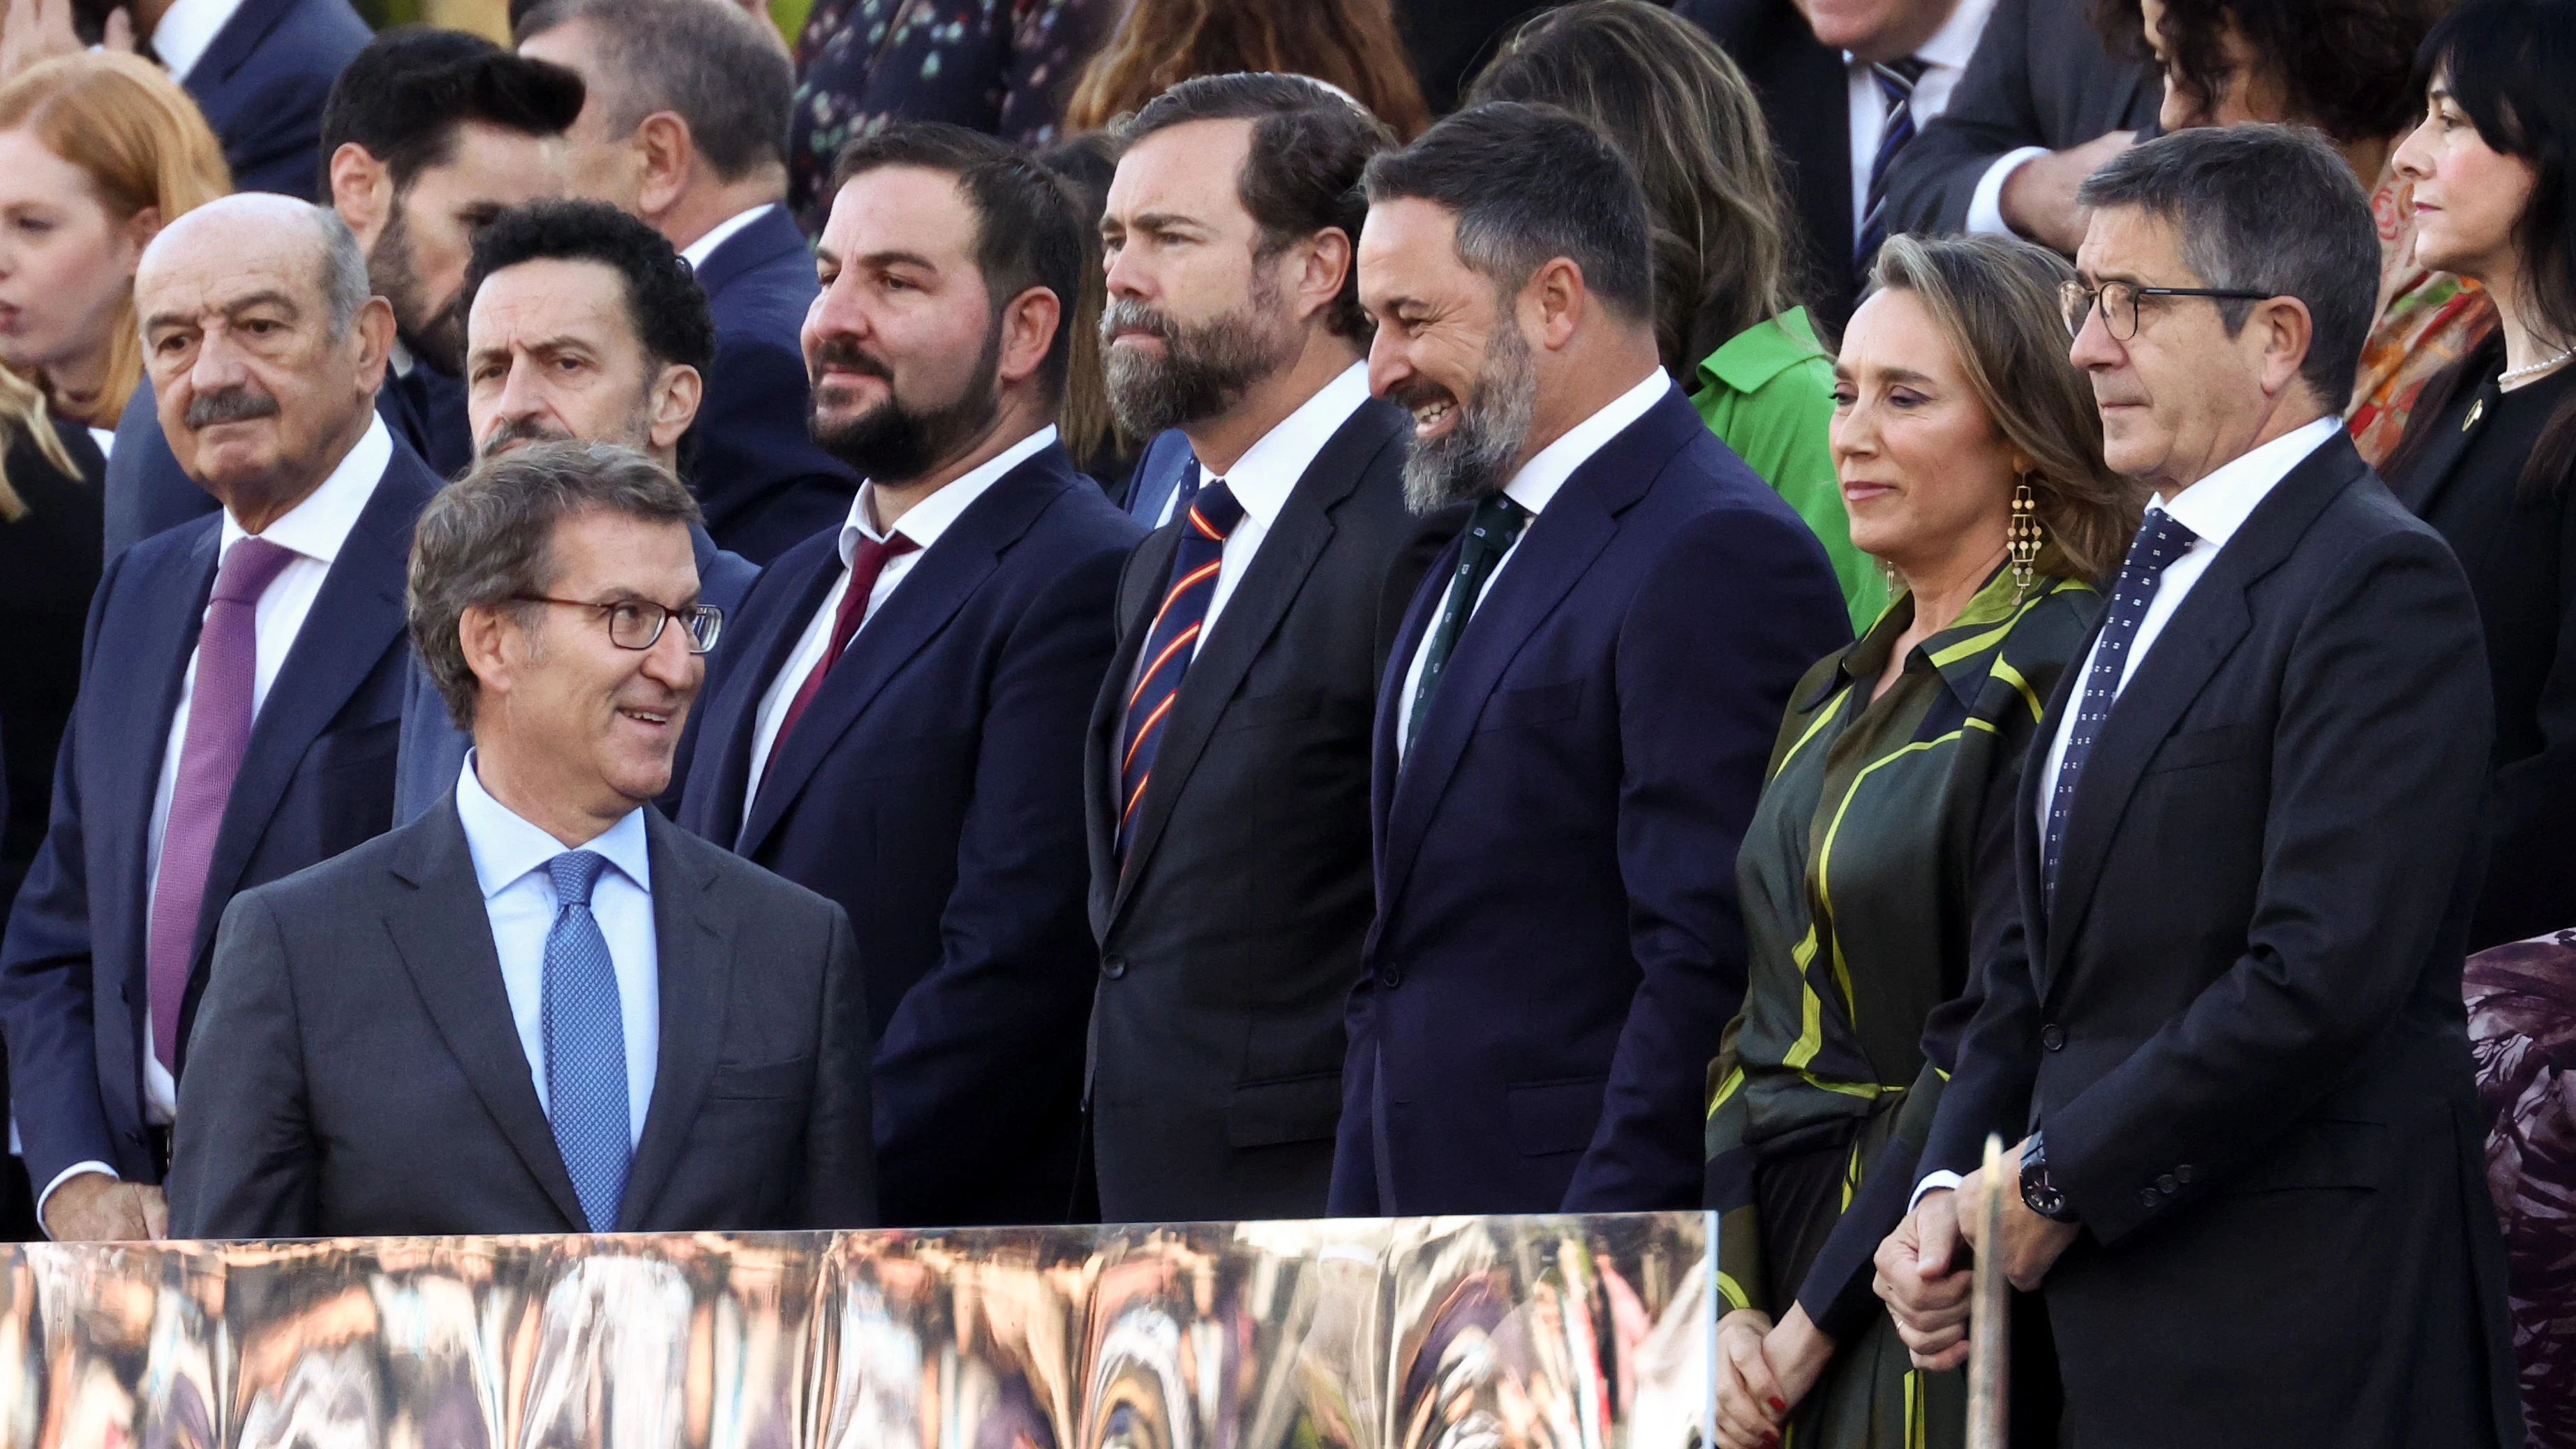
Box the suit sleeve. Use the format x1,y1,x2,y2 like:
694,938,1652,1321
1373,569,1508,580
165,891,320,1239
1327,969,1383,1216
216,73,337,201
1562,502,1852,1211
1880,0,2049,236
798,902,879,1228
2045,531,2491,1244
869,536,1129,1221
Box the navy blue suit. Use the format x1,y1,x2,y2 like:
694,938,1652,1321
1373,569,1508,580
685,207,861,565
391,526,763,826
1117,429,1196,524
0,439,442,1195
176,0,372,200
678,439,1142,1225
1327,386,1851,1215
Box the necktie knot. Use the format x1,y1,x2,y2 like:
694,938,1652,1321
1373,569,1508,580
2118,509,2200,588
852,530,920,572
546,850,611,909
1186,480,1245,540
213,535,298,607
1463,492,1532,560
1874,55,1930,104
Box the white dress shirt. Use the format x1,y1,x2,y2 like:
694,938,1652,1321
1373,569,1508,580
1844,0,1998,238
145,0,246,81
454,754,660,1140
680,204,776,270
1147,362,1372,661
743,425,1057,817
1394,370,1672,756
1910,414,2342,1209
88,427,114,460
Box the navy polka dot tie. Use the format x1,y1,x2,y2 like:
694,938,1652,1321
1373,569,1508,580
542,849,630,1232
2042,508,2199,902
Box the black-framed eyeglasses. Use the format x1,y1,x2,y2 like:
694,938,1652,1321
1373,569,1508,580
2058,279,2277,341
512,595,725,653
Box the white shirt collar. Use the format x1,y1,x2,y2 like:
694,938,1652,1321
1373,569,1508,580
389,339,416,380
149,0,245,82
1501,370,1672,519
454,750,652,902
217,413,393,567
2153,415,2340,549
840,424,1057,566
1195,362,1371,532
679,204,777,271
1846,0,1994,73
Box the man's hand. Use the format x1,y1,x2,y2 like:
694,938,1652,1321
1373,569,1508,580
1875,1189,1972,1371
1956,1139,2080,1291
41,1172,167,1242
1713,1308,1785,1449
0,0,135,81
2000,131,2136,254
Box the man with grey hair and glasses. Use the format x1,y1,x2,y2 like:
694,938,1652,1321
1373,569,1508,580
0,194,443,1243
168,440,875,1238
1873,124,2519,1449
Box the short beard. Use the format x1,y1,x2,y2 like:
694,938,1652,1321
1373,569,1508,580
373,200,463,376
1398,322,1536,515
809,318,1005,483
1099,275,1294,436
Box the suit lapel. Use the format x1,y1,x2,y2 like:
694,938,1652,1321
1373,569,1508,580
1087,528,1173,926
188,0,297,88
2385,392,2483,518
616,812,734,1230
689,207,806,300
385,801,588,1230
112,526,223,1019
698,542,842,846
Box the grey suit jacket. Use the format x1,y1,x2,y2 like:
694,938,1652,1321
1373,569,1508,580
167,793,876,1238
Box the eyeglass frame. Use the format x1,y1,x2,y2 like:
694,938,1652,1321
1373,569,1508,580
2058,278,2279,341
509,594,726,653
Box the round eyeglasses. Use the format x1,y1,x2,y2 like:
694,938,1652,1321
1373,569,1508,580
512,595,725,653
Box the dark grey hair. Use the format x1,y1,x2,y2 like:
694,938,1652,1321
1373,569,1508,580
2075,124,2379,411
516,0,792,182
408,440,702,729
1362,100,1655,324
313,203,371,341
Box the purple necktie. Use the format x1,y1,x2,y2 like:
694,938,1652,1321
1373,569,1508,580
148,535,298,1073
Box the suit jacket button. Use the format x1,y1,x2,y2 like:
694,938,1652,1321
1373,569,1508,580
2140,1189,2159,1209
2175,1164,2194,1184
1380,967,1404,988
1102,954,1128,979
2039,1024,2066,1050
2157,1173,2178,1194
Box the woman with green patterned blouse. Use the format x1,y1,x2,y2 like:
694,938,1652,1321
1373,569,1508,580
1706,235,2143,1449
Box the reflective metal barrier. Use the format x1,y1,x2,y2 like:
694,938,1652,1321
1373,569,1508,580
0,1212,1712,1449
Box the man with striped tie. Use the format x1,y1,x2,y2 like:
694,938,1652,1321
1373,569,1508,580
167,441,877,1238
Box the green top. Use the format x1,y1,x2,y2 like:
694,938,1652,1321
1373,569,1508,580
1688,308,1886,633
1705,569,2100,1334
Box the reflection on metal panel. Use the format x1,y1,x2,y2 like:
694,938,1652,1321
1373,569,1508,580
0,1214,1708,1449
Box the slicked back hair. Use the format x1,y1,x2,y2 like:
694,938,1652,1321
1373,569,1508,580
831,122,1096,405
1362,101,1655,327
516,0,794,183
2076,124,2378,411
316,27,583,197
1121,72,1396,341
461,199,716,376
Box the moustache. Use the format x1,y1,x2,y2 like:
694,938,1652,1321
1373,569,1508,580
1099,299,1178,346
809,337,894,387
185,387,281,430
479,415,576,459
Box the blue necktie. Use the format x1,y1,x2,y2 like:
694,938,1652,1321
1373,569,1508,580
1854,55,1932,278
1117,480,1244,863
542,850,631,1231
2041,509,2200,900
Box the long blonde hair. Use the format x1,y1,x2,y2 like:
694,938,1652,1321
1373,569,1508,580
0,53,230,519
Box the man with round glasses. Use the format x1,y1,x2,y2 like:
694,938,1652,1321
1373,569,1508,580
168,440,877,1238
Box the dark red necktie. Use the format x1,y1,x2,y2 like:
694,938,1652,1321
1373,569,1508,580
773,532,918,750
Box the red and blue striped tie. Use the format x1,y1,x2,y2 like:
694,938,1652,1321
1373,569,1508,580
1117,480,1244,863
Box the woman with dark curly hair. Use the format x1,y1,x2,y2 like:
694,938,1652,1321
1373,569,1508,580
2106,0,2494,463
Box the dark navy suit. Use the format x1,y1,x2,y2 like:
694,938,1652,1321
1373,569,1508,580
685,207,861,565
176,0,372,200
1327,386,1851,1216
678,438,1142,1225
1117,429,1196,524
391,527,763,826
0,438,441,1196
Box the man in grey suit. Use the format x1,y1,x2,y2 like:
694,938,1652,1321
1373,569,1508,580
168,442,874,1238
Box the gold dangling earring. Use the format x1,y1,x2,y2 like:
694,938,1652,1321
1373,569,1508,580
2009,478,2044,600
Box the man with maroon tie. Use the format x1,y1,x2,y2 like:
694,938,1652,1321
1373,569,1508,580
0,194,444,1240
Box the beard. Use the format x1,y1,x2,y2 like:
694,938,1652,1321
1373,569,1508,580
1394,322,1537,515
372,202,463,376
1099,278,1295,437
808,318,1005,482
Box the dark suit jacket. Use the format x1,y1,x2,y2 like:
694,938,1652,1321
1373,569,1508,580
0,439,441,1195
1082,401,1455,1222
1881,0,2160,238
166,796,876,1237
1118,427,1196,524
685,207,861,565
391,526,763,827
0,419,104,912
678,439,1143,1226
1327,387,1850,1217
1919,433,2519,1449
1678,0,1859,330
176,0,372,200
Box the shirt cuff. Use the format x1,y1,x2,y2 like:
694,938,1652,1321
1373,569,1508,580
37,1163,120,1238
1965,147,2049,237
1909,1170,1965,1212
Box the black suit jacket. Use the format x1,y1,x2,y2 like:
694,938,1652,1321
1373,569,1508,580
1677,0,1859,330
1921,433,2520,1448
166,796,876,1237
1082,403,1455,1221
678,440,1143,1226
0,439,440,1194
174,0,371,200
1880,0,2160,238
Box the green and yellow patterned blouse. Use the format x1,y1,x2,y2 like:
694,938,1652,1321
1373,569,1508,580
1704,568,2099,1448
